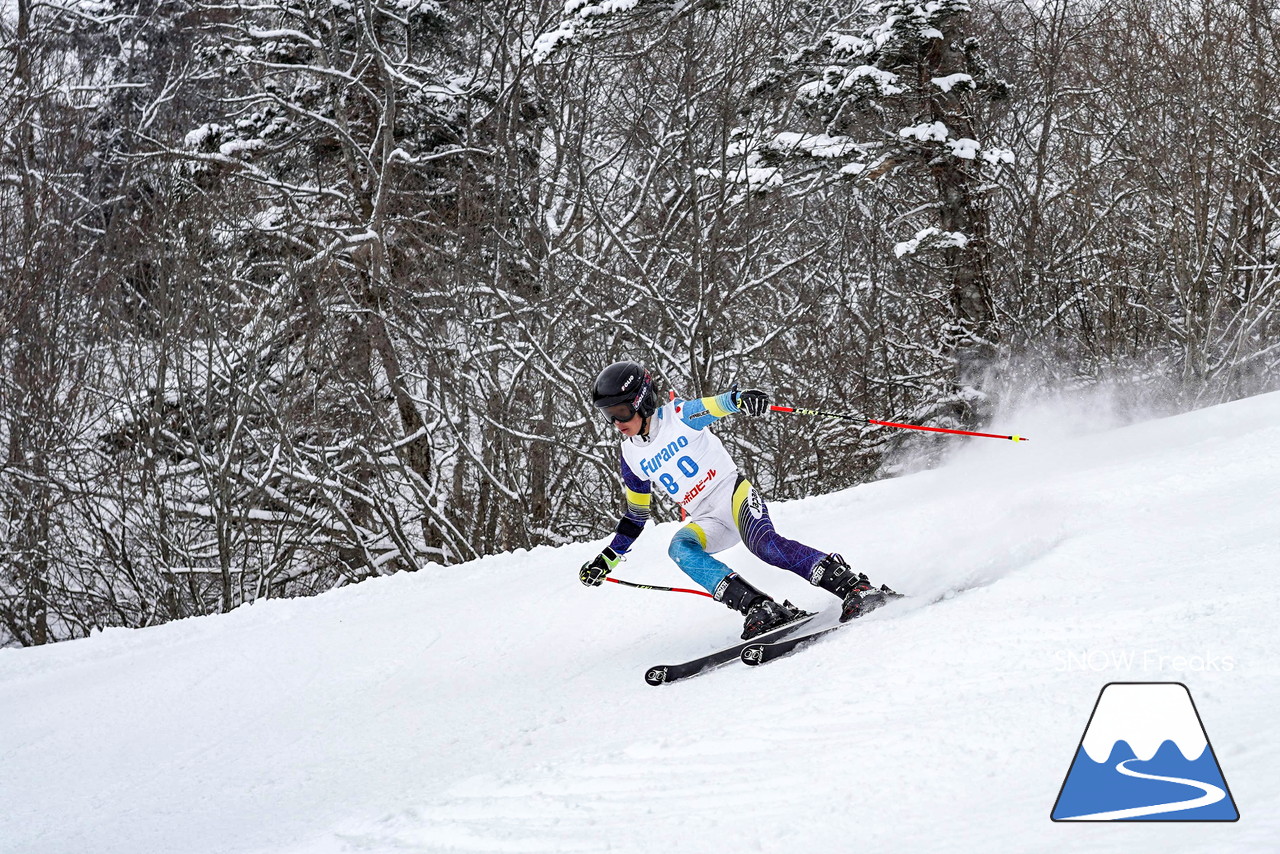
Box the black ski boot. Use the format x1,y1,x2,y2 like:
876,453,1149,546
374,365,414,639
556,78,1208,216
715,573,802,640
811,553,894,622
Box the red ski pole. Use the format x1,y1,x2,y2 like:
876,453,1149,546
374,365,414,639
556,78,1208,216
606,577,715,598
769,405,1028,442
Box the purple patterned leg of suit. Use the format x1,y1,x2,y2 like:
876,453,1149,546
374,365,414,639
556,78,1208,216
731,476,825,580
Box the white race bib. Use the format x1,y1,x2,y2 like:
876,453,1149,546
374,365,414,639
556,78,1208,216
622,400,737,513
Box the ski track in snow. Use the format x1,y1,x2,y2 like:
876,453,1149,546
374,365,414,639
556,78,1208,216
4,392,1280,854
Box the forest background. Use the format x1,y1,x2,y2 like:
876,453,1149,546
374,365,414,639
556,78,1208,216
3,0,1278,646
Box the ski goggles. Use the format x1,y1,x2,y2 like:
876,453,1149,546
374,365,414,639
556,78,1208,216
600,402,638,424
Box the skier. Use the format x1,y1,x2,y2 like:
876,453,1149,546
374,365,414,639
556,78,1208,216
579,360,892,639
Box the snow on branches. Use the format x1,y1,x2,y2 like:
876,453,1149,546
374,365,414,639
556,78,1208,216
533,0,719,63
894,227,970,258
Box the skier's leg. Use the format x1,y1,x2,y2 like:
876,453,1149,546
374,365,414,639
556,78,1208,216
667,519,801,640
730,476,826,580
666,523,732,594
730,475,892,620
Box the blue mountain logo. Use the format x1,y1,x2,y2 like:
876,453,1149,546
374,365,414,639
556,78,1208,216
1052,682,1239,821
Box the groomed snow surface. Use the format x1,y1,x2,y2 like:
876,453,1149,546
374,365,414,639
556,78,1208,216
3,391,1279,854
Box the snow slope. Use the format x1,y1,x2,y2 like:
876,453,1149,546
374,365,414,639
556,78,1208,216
2,391,1278,854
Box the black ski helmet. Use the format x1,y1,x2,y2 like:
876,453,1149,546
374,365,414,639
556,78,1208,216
592,361,658,419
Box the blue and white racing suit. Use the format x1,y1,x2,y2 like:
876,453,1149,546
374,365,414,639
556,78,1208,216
606,392,826,594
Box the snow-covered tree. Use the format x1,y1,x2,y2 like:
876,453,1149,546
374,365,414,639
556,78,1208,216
7,0,1280,647
739,0,1012,430
538,0,1012,435
164,0,480,564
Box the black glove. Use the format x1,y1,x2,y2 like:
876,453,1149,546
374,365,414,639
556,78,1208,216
580,547,622,587
735,388,771,417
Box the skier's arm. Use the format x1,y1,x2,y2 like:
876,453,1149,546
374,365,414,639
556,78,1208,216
607,455,651,555
581,455,650,587
677,388,771,429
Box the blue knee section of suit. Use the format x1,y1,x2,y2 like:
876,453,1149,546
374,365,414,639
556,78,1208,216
668,528,732,594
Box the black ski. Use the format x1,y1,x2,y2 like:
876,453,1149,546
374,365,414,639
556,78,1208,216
740,622,841,666
741,590,905,667
644,611,816,686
